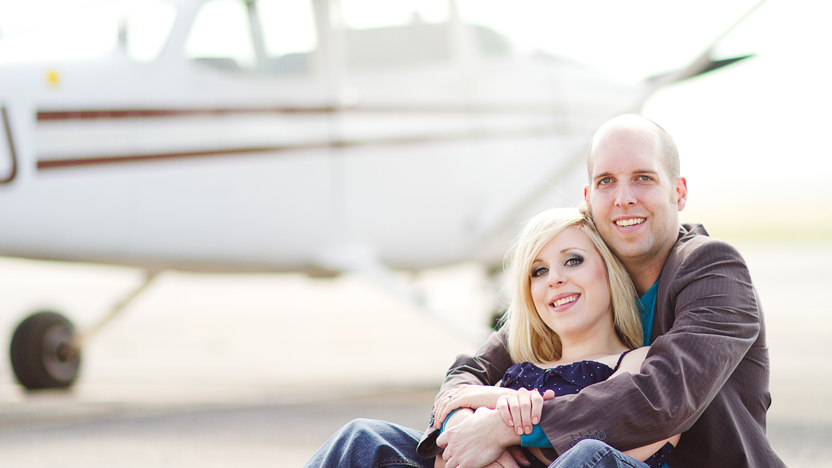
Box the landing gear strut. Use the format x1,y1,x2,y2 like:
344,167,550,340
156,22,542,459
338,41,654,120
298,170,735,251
8,272,158,390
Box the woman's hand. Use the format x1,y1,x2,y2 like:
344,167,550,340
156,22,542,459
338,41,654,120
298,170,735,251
495,388,555,435
434,386,516,429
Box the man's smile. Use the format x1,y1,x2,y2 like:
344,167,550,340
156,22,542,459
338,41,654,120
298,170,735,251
614,217,646,227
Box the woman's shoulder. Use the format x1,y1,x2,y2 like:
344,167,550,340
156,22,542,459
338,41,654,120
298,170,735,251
611,346,650,377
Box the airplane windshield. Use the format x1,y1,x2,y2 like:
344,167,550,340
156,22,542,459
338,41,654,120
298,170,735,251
125,2,177,63
336,0,511,70
339,0,449,29
184,0,318,74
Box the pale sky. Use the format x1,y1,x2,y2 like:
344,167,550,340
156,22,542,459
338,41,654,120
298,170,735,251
0,0,829,238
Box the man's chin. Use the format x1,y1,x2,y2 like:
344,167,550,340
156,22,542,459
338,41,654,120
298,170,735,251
608,239,650,261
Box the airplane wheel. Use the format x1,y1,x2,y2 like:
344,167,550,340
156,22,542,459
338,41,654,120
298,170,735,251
9,311,81,390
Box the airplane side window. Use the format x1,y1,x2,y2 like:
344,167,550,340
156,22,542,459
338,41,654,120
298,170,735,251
0,106,15,184
125,1,178,63
456,2,515,57
472,25,513,57
339,0,451,69
256,0,317,74
184,0,257,71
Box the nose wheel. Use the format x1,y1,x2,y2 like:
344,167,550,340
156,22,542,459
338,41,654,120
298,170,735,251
9,311,81,390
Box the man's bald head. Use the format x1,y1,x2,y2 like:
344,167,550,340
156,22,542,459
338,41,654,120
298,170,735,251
586,114,680,181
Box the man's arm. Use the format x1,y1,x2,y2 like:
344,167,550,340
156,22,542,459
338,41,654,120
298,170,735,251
539,238,761,455
417,328,515,457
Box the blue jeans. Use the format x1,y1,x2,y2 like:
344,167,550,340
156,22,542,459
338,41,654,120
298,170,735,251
549,440,649,468
303,419,647,468
303,418,433,468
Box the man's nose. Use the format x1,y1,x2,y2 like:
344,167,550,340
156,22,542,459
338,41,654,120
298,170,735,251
614,183,637,207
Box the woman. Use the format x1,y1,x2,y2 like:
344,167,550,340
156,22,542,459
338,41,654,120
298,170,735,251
433,207,678,468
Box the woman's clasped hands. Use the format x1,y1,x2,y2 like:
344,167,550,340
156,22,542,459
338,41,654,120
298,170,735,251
434,385,556,436
434,386,556,468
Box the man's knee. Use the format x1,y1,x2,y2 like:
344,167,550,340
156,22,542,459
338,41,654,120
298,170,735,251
552,439,647,468
551,439,613,467
572,439,610,453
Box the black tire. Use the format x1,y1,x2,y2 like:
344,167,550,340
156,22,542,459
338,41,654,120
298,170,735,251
9,311,81,390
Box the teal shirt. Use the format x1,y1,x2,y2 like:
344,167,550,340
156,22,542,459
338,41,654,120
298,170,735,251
639,280,659,346
521,280,661,448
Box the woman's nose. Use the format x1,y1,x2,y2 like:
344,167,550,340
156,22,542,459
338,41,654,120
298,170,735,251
547,270,565,287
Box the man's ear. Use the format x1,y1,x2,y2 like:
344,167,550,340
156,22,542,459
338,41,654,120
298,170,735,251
583,185,590,204
675,177,688,211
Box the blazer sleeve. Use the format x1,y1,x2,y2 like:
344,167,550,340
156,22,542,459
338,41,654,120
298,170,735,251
538,238,761,455
416,328,515,457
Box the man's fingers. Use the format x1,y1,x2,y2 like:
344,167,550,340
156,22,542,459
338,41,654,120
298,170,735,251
507,446,529,467
495,448,523,468
436,431,448,449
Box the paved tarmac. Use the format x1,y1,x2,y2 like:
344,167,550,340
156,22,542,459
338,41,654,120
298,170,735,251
1,241,831,467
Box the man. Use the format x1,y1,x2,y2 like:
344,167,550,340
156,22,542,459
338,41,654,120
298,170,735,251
426,114,784,467
303,114,785,468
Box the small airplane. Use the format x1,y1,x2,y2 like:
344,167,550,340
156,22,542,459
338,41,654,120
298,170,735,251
0,0,753,390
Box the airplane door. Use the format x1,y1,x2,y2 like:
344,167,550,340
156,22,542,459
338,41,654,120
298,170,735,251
0,105,16,184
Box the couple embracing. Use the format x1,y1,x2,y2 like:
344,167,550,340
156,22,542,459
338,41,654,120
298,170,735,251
304,115,786,468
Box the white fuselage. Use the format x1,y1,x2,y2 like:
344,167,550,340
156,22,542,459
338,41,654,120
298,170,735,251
0,0,642,272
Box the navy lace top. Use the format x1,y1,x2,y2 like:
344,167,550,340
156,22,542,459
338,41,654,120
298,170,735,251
500,351,674,468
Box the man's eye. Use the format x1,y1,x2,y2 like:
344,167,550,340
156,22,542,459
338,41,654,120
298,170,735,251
598,177,613,185
531,267,548,278
637,175,652,181
564,256,583,267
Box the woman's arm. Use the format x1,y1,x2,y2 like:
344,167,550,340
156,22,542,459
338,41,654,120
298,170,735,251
434,385,554,436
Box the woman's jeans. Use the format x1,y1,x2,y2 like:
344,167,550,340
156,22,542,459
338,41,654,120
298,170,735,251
302,418,648,468
303,418,433,468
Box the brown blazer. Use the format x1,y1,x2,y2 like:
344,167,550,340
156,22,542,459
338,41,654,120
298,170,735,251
418,224,786,468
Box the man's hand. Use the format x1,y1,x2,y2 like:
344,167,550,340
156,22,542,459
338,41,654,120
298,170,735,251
437,407,520,468
436,448,528,468
496,388,555,435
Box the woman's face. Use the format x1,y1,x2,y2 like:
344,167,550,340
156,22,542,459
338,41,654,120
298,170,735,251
529,226,613,340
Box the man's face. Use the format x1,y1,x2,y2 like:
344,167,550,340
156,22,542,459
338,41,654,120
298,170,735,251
583,124,686,268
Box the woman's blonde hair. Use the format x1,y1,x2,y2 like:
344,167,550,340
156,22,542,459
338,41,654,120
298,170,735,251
503,206,642,364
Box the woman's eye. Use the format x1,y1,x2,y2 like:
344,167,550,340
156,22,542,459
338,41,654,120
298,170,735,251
531,266,548,278
564,256,583,267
